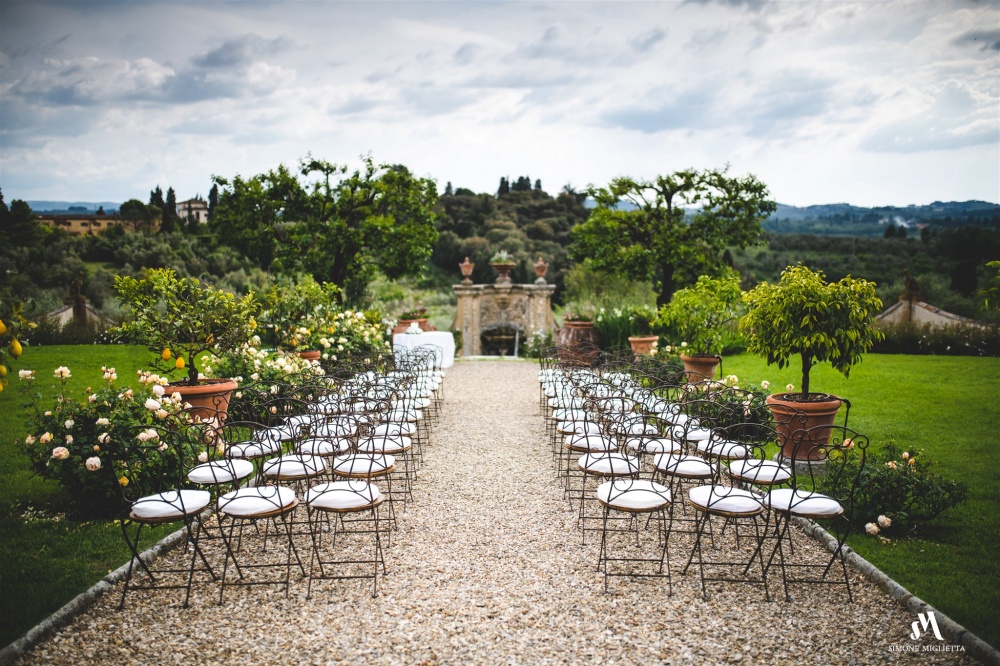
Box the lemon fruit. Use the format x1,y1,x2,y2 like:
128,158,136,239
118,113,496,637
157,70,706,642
0,319,6,335
161,348,171,360
175,357,185,369
9,338,22,358
0,365,7,377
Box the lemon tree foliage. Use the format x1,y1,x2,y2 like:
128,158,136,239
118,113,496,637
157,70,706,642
0,290,34,394
258,275,340,350
211,156,438,306
570,167,776,307
114,269,259,385
739,264,884,398
656,272,743,356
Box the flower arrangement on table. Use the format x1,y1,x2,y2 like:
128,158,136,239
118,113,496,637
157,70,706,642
20,366,204,517
114,269,259,386
397,306,428,322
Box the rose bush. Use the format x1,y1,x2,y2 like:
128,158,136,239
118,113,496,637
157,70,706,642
20,366,204,516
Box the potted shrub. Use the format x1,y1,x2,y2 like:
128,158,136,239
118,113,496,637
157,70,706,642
657,273,742,382
739,264,883,460
114,269,259,420
490,249,516,284
626,305,659,356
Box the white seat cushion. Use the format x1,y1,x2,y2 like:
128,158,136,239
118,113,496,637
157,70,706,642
697,438,752,460
296,437,351,456
262,454,326,480
688,485,763,515
306,480,382,511
558,420,602,435
597,479,671,511
219,485,297,517
331,454,396,477
654,454,714,478
358,434,412,454
578,452,641,476
373,422,416,436
226,438,281,459
765,488,843,517
564,434,617,452
625,437,681,454
729,459,791,485
676,426,712,442
132,489,211,520
188,459,254,485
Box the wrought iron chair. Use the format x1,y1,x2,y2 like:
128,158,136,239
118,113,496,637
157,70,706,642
116,419,216,608
763,424,869,601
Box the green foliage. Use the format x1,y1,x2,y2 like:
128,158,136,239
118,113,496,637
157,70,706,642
562,261,658,311
0,289,34,393
593,305,657,351
257,275,340,349
818,442,968,536
523,330,553,358
114,269,259,385
980,259,1000,315
570,167,776,305
874,321,1000,356
23,316,110,347
656,272,742,355
20,367,203,517
740,264,883,396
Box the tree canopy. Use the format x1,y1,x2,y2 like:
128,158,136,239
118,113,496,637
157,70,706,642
570,167,777,305
211,156,438,305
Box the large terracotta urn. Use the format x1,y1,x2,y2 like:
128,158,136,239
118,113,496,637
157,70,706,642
555,320,601,366
628,335,659,357
166,378,239,422
766,393,844,461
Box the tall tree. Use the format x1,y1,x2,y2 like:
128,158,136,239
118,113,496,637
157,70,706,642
444,181,454,196
570,167,777,305
212,156,439,305
148,186,165,212
497,177,510,197
161,187,178,233
207,183,219,222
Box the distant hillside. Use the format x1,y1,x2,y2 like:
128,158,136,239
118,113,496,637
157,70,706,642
27,201,120,213
767,200,1000,236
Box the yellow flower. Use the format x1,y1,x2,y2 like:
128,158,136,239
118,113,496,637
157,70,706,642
118,476,129,487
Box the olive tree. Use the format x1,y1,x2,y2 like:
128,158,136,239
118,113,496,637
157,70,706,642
570,167,776,306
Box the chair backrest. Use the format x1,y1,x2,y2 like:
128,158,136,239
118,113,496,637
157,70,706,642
114,418,206,513
788,424,869,522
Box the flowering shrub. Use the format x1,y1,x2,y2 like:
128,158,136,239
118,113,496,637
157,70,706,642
20,366,203,517
205,337,323,385
313,309,390,362
873,321,1000,357
258,275,340,350
657,273,743,356
818,441,968,537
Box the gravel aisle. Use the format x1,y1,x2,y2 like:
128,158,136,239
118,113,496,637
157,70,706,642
20,361,971,665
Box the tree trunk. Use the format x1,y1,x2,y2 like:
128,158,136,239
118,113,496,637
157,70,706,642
656,264,675,307
801,353,812,396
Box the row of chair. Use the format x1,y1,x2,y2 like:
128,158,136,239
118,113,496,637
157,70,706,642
115,346,446,608
538,347,869,601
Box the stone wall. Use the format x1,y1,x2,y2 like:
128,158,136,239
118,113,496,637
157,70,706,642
451,283,556,356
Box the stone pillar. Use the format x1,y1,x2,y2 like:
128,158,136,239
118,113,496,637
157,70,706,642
452,282,556,357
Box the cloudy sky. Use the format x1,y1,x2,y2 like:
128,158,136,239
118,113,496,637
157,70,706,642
1,0,998,207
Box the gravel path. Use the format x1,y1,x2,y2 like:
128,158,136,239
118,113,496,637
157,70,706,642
19,361,972,665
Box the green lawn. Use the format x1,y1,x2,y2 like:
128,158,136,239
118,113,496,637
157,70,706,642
0,345,177,647
723,352,1000,648
1,348,997,649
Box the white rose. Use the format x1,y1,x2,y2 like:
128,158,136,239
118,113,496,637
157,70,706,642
18,369,35,380
98,432,111,444
198,451,208,463
760,380,770,390
25,435,36,445
39,432,53,444
877,515,892,529
85,457,101,471
52,446,70,460
64,419,74,429
865,522,879,535
88,394,98,404
152,384,165,397
54,366,72,379
65,435,73,445
155,409,169,419
144,398,161,411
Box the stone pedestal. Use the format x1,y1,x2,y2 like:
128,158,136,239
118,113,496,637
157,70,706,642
452,283,557,356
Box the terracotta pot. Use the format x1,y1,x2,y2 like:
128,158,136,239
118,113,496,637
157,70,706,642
680,353,721,383
766,393,844,461
166,378,238,422
555,320,601,366
392,318,436,335
628,335,659,356
296,350,321,361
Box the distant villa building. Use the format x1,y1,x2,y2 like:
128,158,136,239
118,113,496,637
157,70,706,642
35,213,121,236
176,197,208,224
876,272,984,329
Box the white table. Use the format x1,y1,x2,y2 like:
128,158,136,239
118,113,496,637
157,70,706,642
393,331,456,369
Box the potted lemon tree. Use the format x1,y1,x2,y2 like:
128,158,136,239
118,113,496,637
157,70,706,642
115,269,259,420
739,264,883,460
657,272,742,382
